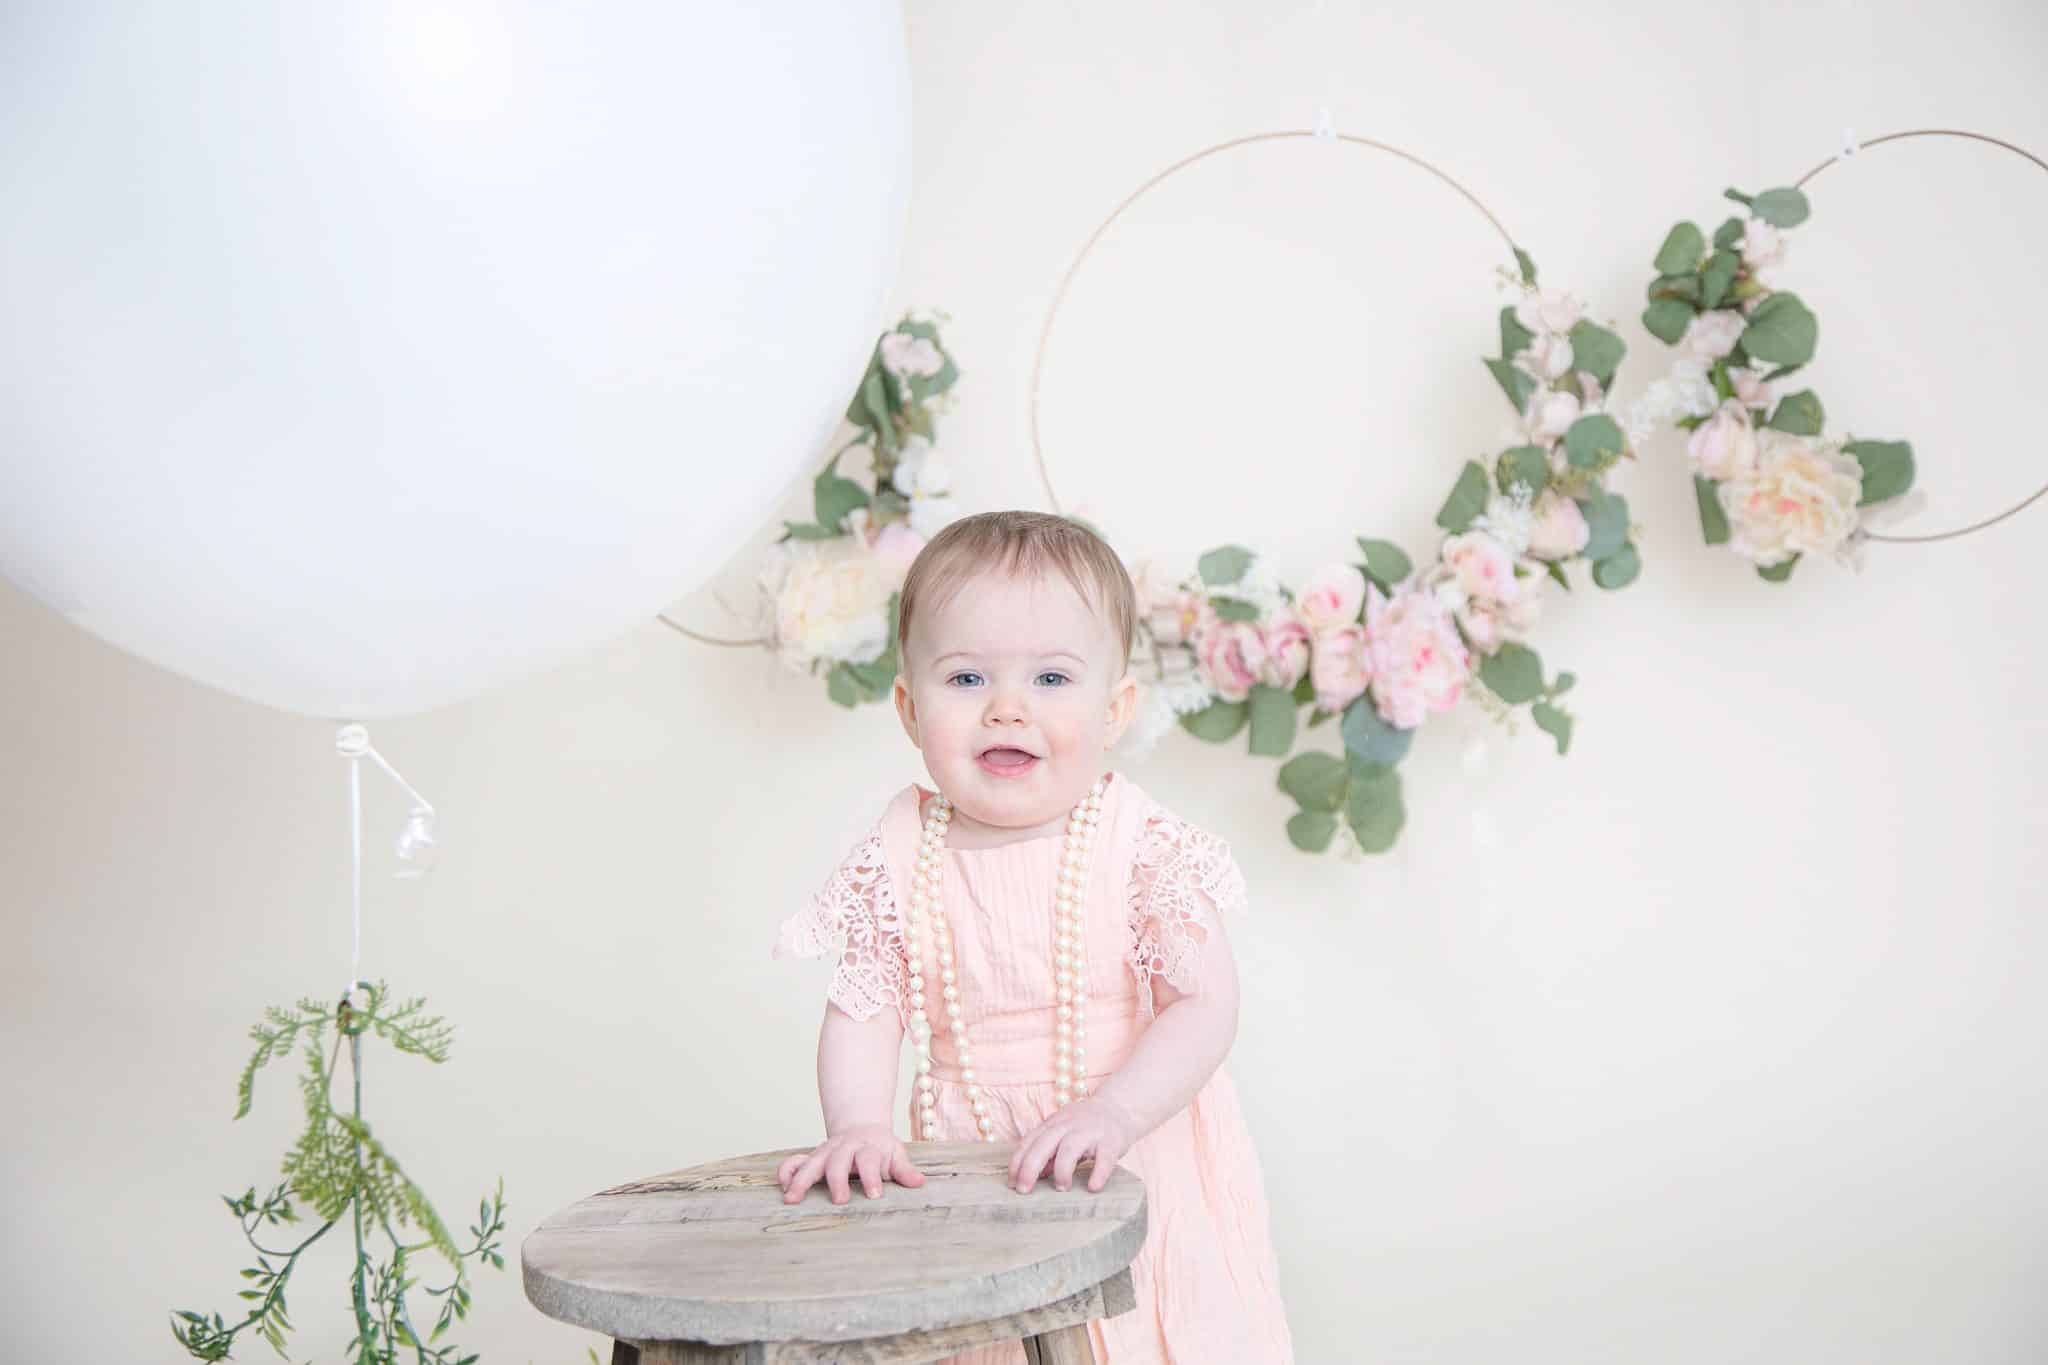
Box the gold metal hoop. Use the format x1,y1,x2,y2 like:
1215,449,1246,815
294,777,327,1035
1027,129,1523,514
1792,128,2048,545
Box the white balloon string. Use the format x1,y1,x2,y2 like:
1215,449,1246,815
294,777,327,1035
348,750,362,1003
1842,126,1859,159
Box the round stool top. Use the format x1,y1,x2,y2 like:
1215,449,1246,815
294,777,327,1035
522,1140,1148,1346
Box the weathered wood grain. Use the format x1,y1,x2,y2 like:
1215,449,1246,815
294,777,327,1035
525,1141,1145,1347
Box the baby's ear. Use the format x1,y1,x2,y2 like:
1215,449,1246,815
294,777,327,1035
892,674,922,749
1103,670,1139,748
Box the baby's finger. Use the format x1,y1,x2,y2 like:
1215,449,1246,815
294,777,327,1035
825,1147,856,1205
777,1152,804,1188
1086,1144,1122,1192
853,1147,883,1200
1051,1133,1090,1192
889,1146,927,1188
782,1150,827,1204
1014,1127,1061,1193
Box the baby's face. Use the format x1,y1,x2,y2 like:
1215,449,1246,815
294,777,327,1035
894,568,1136,839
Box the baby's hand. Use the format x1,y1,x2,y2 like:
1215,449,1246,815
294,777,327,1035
777,1124,926,1205
1008,1097,1138,1195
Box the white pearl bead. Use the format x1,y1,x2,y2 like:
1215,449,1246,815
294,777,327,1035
977,1117,993,1134
1056,1021,1071,1038
917,1075,934,1092
911,991,926,1009
1056,1040,1071,1057
1057,1004,1072,1021
1057,988,1072,1005
911,1009,927,1025
1075,1080,1089,1097
971,1099,987,1116
916,1055,931,1074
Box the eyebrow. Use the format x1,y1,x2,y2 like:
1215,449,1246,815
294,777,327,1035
932,650,1087,666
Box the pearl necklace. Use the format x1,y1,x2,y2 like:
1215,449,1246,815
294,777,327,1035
907,777,1107,1142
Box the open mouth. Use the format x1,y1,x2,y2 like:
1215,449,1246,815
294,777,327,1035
976,746,1040,777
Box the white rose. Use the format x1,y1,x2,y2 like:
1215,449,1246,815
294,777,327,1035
1686,400,1760,482
1682,309,1747,361
1718,431,1864,567
1514,289,1584,337
1523,387,1582,444
1526,490,1590,561
879,331,944,379
1740,218,1787,272
1728,365,1775,412
907,493,958,539
770,537,896,669
1514,333,1575,381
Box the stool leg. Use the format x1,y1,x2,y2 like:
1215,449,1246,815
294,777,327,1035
1022,1323,1097,1365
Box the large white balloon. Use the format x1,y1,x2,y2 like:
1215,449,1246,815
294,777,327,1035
0,2,910,718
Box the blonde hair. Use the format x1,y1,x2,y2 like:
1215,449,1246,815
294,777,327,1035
897,511,1137,669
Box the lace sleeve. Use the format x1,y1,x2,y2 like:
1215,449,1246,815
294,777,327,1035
772,827,911,1030
1124,803,1249,1021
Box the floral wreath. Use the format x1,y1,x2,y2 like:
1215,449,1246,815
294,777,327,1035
1113,243,1638,857
1630,179,1918,577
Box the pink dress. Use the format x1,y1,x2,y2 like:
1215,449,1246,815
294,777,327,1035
773,771,1295,1365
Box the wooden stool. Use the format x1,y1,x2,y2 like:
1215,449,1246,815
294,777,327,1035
523,1140,1147,1364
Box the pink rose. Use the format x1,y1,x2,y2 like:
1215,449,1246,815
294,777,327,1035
1259,610,1312,689
1309,625,1370,713
1682,310,1746,361
1455,585,1540,657
1523,387,1582,444
1728,365,1775,411
1526,490,1590,562
1440,531,1518,605
1298,563,1367,631
1149,587,1214,648
1196,619,1265,702
1687,399,1760,482
1513,289,1585,336
1364,584,1471,730
870,523,926,585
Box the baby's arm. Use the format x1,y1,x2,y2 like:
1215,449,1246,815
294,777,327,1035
777,1001,928,1204
1009,910,1242,1193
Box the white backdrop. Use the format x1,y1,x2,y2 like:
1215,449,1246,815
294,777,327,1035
6,2,2048,1362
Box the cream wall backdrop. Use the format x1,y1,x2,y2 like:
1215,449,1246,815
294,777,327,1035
7,2,2047,1361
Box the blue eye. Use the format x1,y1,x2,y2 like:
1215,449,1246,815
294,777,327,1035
1035,671,1070,687
946,671,984,687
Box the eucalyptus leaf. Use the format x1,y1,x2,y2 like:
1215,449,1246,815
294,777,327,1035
1513,247,1538,287
1180,699,1250,742
1654,222,1705,275
813,458,871,531
1647,272,1702,303
1278,751,1348,811
1580,490,1630,561
1485,356,1537,412
1212,597,1260,623
1700,250,1740,310
1197,545,1254,587
1757,555,1800,583
1345,765,1406,854
1845,440,1916,504
1750,187,1811,228
1478,642,1544,704
1436,462,1491,533
861,370,896,453
1340,696,1413,766
1531,701,1573,756
1567,321,1625,388
1693,475,1731,545
1592,543,1641,590
1564,414,1625,470
1545,560,1571,590
1767,389,1825,436
1643,298,1695,346
1356,538,1413,588
782,521,840,541
1248,684,1298,758
1712,216,1746,250
1742,292,1818,367
1287,809,1338,853
1499,306,1535,361
1496,445,1551,497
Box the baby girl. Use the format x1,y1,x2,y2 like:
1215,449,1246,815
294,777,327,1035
773,510,1293,1363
